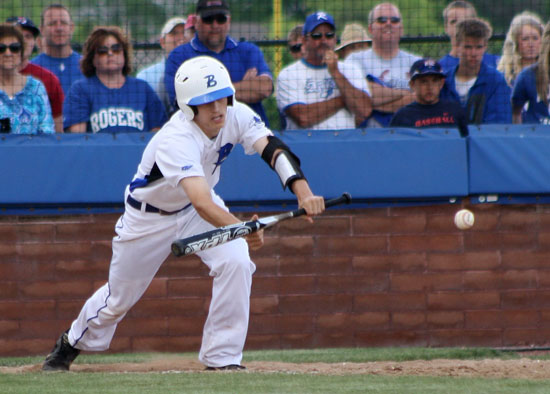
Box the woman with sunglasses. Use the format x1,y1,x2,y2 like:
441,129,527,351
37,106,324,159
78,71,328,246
0,24,54,134
63,26,167,133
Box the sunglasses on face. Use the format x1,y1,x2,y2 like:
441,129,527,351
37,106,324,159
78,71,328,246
96,43,123,55
0,42,22,54
201,14,228,25
289,43,301,53
376,16,401,24
309,32,336,40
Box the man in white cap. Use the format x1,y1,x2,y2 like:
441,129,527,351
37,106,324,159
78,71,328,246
137,17,189,112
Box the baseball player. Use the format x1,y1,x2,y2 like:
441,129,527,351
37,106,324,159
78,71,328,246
42,56,325,371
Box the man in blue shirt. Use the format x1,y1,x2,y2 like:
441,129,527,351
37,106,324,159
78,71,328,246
32,4,83,94
164,0,273,125
439,1,499,73
440,18,511,124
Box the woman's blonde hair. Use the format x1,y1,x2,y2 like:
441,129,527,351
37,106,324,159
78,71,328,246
535,22,550,106
497,11,543,86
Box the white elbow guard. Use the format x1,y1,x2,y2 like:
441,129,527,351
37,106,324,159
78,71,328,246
273,150,305,190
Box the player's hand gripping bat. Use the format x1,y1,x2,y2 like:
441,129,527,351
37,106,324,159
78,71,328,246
171,192,351,257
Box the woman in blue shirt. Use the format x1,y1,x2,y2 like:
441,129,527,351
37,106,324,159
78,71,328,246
63,26,167,133
0,24,54,134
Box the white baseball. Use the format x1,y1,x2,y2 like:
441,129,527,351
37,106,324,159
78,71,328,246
454,209,475,230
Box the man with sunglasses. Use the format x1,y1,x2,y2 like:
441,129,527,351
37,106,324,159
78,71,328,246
32,4,83,95
287,25,303,60
276,12,372,130
164,0,273,125
6,16,64,132
345,2,420,127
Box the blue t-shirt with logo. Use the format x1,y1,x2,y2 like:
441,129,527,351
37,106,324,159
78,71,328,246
63,76,167,133
32,51,83,95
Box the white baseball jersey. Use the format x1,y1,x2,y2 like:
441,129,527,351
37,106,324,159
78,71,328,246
345,49,420,90
276,59,370,130
129,101,272,212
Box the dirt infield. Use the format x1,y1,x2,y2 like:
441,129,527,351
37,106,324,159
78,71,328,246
3,357,550,379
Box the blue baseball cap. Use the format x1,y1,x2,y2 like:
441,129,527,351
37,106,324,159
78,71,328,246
409,58,445,81
6,16,40,37
303,11,335,35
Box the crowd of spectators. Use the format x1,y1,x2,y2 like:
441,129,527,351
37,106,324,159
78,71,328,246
1,0,549,135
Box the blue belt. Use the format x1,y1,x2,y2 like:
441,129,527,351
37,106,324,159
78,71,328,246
126,195,191,215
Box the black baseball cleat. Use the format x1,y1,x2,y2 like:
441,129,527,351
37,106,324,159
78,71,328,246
42,330,80,371
205,364,246,371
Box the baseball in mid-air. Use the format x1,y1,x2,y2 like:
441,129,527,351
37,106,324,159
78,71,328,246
454,209,475,230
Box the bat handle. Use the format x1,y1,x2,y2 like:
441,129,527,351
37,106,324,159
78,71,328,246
291,192,352,217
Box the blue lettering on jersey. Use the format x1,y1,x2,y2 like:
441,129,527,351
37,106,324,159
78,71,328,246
304,78,336,99
212,143,233,174
206,75,217,88
181,165,193,171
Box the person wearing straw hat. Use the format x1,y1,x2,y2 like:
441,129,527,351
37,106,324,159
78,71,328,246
335,23,370,60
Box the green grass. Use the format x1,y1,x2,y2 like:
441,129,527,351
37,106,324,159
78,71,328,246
1,347,548,394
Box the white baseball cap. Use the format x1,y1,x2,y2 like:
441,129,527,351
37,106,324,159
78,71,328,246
161,17,187,37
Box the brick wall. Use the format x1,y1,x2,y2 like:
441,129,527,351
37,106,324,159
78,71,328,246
1,202,550,356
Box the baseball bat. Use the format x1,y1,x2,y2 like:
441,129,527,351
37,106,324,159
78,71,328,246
171,192,352,257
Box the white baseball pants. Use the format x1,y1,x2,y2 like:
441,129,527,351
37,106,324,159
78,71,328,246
67,191,256,368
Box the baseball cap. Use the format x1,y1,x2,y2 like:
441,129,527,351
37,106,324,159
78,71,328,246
335,23,370,52
303,11,335,35
6,16,40,37
409,58,445,81
161,17,187,37
196,0,230,18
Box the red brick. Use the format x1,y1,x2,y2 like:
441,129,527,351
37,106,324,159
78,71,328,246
315,332,356,348
55,259,109,279
55,221,115,241
56,300,86,319
0,320,19,337
17,320,73,339
142,278,167,298
317,235,387,255
428,251,500,271
0,224,17,243
0,243,17,261
279,294,353,313
20,280,94,299
279,216,351,236
249,314,315,334
427,311,464,328
258,236,314,256
428,291,500,310
318,273,389,293
251,256,279,275
117,317,168,336
0,282,17,298
354,215,426,234
251,276,280,295
464,270,538,290
356,330,428,347
0,338,53,356
17,242,92,263
390,234,461,252
466,310,539,329
499,210,539,231
430,329,502,347
317,312,390,331
501,251,548,269
392,312,426,329
132,336,201,352
167,277,212,297
280,255,353,275
246,334,281,349
157,255,208,277
391,273,462,292
538,272,550,289
16,223,55,242
250,295,279,314
167,316,207,336
0,301,56,319
281,333,315,348
355,293,426,312
502,329,550,346
464,232,537,251
538,233,550,250
130,298,208,317
279,276,316,295
501,290,550,309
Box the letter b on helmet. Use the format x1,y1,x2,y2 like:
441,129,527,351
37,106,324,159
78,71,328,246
174,56,235,120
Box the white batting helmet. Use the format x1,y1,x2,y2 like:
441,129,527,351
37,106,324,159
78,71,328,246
174,56,235,120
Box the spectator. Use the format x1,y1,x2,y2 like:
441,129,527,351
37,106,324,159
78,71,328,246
440,18,512,124
0,24,54,134
137,17,187,112
498,11,543,87
335,23,370,60
164,0,273,124
512,22,550,124
63,26,167,133
276,12,372,130
390,58,469,137
184,14,197,42
439,1,500,72
32,4,83,95
287,24,303,60
345,2,420,127
6,16,64,133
